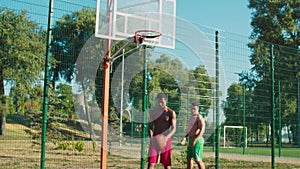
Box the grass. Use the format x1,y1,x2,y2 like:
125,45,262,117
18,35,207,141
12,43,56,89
218,147,300,158
174,145,300,158
0,123,32,140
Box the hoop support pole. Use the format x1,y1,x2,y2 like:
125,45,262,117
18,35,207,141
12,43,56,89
100,0,113,168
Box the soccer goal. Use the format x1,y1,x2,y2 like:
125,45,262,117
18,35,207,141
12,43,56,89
223,126,247,148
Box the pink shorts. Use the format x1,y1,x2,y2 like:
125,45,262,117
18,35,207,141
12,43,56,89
148,137,172,167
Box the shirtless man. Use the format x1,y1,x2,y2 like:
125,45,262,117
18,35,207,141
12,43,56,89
148,92,177,169
180,102,206,169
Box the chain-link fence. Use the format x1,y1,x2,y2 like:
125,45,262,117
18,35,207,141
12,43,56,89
1,0,300,168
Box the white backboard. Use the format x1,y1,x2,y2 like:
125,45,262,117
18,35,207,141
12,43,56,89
95,0,176,49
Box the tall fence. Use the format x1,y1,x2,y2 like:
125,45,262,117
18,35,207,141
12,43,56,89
1,0,300,169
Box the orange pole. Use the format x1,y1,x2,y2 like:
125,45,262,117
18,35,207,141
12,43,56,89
100,54,110,169
101,0,112,168
101,39,111,169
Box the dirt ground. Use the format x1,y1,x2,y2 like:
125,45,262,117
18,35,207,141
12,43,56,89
1,140,300,169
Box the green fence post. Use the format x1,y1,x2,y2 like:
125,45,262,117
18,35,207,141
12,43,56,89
40,0,53,168
215,31,220,169
278,80,282,157
187,91,190,118
177,98,181,141
270,44,275,169
131,98,134,145
243,83,246,155
141,45,148,169
297,78,300,148
212,90,215,152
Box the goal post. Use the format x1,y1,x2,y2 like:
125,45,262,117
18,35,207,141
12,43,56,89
223,125,247,148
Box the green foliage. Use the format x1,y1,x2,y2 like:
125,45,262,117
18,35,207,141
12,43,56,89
56,136,85,152
129,55,185,113
6,114,31,127
57,141,71,150
92,139,97,152
108,107,119,130
51,7,98,83
224,83,244,126
192,65,213,115
56,139,84,152
25,85,70,143
51,8,104,140
222,1,300,145
56,84,76,120
2,96,14,115
248,0,300,103
73,140,84,152
0,8,45,136
0,8,45,113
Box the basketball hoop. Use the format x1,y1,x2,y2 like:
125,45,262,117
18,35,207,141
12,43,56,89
134,30,162,47
106,30,161,63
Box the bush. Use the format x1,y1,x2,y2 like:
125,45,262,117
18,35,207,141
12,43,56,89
92,140,97,152
74,141,84,152
56,140,84,152
57,141,71,150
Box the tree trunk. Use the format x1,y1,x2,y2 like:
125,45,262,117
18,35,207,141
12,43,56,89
0,103,6,135
266,123,269,144
82,82,94,140
256,129,259,143
287,126,292,144
0,68,5,135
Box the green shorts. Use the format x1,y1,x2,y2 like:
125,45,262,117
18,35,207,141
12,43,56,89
187,137,204,161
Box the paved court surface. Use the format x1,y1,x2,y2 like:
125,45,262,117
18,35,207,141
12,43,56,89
204,152,300,165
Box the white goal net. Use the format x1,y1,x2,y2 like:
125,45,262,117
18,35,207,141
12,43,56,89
223,126,247,148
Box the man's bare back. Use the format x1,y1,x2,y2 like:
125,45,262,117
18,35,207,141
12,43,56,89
187,114,202,138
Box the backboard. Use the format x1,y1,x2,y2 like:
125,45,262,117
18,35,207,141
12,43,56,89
95,0,176,49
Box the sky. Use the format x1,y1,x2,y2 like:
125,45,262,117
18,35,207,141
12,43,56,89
177,0,252,37
1,0,253,38
175,0,253,122
165,0,253,89
176,0,254,89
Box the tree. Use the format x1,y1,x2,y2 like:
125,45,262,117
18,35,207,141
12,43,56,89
224,83,244,126
192,65,213,115
51,7,104,140
51,7,97,85
26,84,70,142
248,0,300,101
0,8,45,135
56,84,76,121
248,0,300,143
128,54,185,113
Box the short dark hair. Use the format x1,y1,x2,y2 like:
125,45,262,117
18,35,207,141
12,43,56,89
191,102,199,107
156,92,167,100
